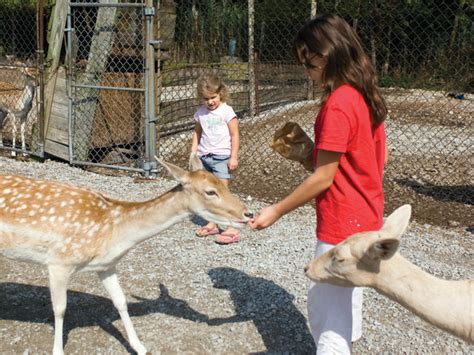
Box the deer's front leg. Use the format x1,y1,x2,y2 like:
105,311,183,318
98,267,147,355
48,264,74,355
11,118,17,156
20,120,26,152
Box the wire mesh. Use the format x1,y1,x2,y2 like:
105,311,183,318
70,1,146,168
157,0,472,226
0,0,472,225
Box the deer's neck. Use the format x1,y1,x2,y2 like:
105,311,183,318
100,186,191,263
374,254,473,342
15,81,35,115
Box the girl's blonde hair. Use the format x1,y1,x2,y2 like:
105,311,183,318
293,14,387,127
196,74,230,103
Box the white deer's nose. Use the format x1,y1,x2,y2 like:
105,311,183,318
244,211,254,219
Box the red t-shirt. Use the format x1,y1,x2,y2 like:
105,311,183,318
313,84,386,244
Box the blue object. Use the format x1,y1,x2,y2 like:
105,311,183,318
448,92,465,100
229,39,237,57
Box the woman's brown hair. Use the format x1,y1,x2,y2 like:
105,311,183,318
293,14,387,126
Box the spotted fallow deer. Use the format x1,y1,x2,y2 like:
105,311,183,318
0,154,253,355
304,205,473,343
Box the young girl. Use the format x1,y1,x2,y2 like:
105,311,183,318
191,74,241,244
249,14,388,353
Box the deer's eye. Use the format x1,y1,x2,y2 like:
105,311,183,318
205,190,218,197
331,252,344,263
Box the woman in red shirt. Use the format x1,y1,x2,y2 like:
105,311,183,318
250,14,388,353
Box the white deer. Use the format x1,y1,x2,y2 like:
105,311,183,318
304,205,473,343
0,154,253,355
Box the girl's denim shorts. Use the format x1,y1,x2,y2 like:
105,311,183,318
199,153,231,179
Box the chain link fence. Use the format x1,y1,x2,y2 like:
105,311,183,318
69,1,148,170
157,0,472,226
0,0,472,225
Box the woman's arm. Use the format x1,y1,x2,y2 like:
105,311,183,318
191,122,203,153
228,117,240,170
249,149,341,229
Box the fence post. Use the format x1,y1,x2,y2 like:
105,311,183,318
143,0,158,176
307,0,317,101
36,0,45,156
154,0,162,168
248,0,256,120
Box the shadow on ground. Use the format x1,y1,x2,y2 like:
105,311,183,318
206,267,315,353
397,179,473,206
0,276,315,353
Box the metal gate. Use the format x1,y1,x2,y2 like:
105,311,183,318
67,0,158,175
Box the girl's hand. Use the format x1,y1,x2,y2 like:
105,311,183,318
248,205,281,230
228,157,238,171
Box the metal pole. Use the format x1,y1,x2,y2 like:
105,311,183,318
248,0,256,119
144,0,158,176
66,6,74,162
155,0,162,164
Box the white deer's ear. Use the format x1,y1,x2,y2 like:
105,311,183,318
189,152,204,171
155,156,189,183
364,204,411,261
381,204,412,239
366,238,400,260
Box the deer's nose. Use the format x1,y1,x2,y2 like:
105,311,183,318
304,265,309,273
244,211,254,219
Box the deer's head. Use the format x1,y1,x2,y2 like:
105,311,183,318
156,154,252,228
304,205,412,287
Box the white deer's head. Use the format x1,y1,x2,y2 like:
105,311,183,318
304,205,412,287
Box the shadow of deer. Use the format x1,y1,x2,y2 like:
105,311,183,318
0,281,211,353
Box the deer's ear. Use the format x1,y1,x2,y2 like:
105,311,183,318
366,238,400,260
188,152,204,171
364,204,411,261
155,156,189,183
381,204,411,239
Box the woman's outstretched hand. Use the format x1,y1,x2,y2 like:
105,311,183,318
248,205,282,230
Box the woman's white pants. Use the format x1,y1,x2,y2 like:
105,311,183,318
307,240,363,354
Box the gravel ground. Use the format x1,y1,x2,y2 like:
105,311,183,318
0,156,472,354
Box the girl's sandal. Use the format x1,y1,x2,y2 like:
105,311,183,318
195,226,219,237
215,232,240,245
